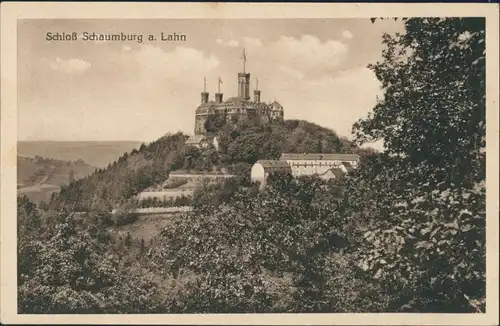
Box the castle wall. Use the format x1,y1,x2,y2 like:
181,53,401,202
194,115,207,135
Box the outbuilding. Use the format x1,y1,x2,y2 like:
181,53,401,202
250,160,291,189
319,167,345,180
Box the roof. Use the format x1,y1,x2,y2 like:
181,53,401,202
342,161,354,171
280,153,360,161
185,135,208,144
255,160,291,169
330,168,345,178
320,168,345,178
269,101,283,109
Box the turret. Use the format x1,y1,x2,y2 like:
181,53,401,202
201,92,209,104
215,76,224,103
253,77,261,103
253,90,260,103
201,77,209,104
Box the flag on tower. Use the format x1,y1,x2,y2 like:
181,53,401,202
241,48,247,72
218,76,223,93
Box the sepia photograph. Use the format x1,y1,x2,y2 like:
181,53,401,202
1,2,499,325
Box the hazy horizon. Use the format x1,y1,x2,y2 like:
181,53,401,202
18,140,145,143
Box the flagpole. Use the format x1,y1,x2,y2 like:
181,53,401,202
242,48,246,73
218,77,222,93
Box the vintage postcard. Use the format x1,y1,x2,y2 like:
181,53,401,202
1,2,499,325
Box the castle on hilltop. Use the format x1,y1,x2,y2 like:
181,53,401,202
193,49,284,136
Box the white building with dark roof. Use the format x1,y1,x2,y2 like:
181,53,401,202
250,153,360,188
280,153,360,177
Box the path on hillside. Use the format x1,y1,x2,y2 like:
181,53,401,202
37,165,55,185
18,165,58,194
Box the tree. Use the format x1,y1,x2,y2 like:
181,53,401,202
50,132,188,211
182,146,202,170
353,17,485,185
17,196,41,233
125,232,133,248
152,175,363,313
18,213,162,313
204,113,227,133
348,18,486,312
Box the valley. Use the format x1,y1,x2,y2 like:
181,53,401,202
17,156,97,204
18,141,142,168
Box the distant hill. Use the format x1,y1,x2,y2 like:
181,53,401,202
18,141,143,168
49,120,376,212
18,156,97,204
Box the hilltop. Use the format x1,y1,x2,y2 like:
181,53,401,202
48,119,374,212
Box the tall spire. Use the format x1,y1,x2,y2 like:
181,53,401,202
203,76,206,92
241,48,247,73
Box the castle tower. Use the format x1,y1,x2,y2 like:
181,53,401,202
238,73,250,100
238,48,250,100
253,77,261,103
215,77,224,104
201,76,209,104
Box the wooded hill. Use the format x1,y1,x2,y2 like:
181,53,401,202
48,119,373,212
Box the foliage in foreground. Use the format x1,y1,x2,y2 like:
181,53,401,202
17,206,164,313
350,17,486,312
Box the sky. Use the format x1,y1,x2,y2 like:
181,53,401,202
18,18,404,143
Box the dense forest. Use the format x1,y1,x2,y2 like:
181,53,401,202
18,18,486,314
